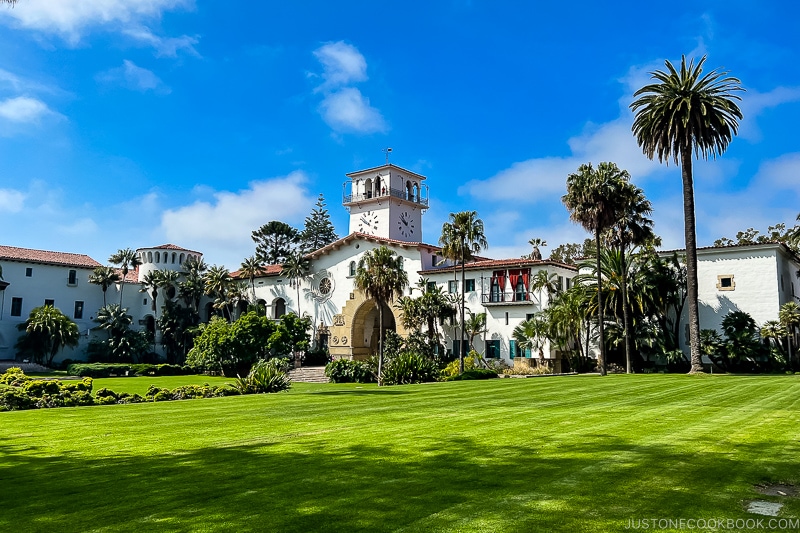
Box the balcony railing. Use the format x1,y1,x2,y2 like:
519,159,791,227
481,291,535,305
343,187,429,207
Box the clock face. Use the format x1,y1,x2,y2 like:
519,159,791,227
397,210,415,239
358,210,379,234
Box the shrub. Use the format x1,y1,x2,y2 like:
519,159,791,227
445,368,498,381
302,346,331,367
503,365,552,376
381,351,440,385
325,359,374,383
116,393,146,404
233,359,291,394
443,357,477,378
0,388,38,411
22,379,62,397
0,367,29,386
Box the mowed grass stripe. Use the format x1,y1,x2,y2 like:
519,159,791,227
2,375,800,532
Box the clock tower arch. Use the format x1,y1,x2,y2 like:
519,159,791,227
342,163,429,241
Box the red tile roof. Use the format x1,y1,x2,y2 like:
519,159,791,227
420,257,577,274
138,243,202,255
306,232,442,259
230,264,283,279
0,245,102,269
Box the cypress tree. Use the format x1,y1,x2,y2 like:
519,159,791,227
299,194,339,252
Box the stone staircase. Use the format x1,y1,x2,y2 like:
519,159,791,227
0,360,51,373
289,366,329,384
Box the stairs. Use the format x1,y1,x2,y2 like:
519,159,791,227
289,366,329,384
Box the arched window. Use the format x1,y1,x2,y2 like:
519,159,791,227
375,176,382,196
349,261,356,277
155,251,160,263
413,183,419,202
364,178,373,199
179,253,185,265
406,181,413,201
172,252,176,264
274,298,286,319
148,252,153,263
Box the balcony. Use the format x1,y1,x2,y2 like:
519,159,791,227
481,291,536,306
343,187,429,207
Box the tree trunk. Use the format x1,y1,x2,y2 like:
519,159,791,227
595,230,607,376
119,268,127,306
459,258,466,373
377,301,384,386
620,241,633,373
681,149,704,373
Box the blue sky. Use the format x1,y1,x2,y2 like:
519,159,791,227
1,1,799,269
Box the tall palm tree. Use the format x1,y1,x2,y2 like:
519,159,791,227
631,55,743,373
779,302,800,366
513,314,549,364
203,265,232,320
463,312,487,353
531,269,559,309
528,238,547,260
439,211,488,373
180,256,208,311
139,270,162,315
158,270,182,303
562,162,628,376
603,182,655,373
354,246,408,385
95,304,133,340
109,248,142,306
240,256,262,303
281,250,311,316
89,266,121,307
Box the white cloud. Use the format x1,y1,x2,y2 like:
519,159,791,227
0,96,52,122
121,26,199,57
96,60,170,93
751,152,800,192
0,188,26,213
318,87,387,134
311,41,386,135
160,172,315,268
739,86,800,142
312,41,368,90
0,0,198,55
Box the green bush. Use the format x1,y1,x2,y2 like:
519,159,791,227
65,363,191,378
325,359,374,383
445,368,498,381
233,359,291,394
442,356,478,377
116,393,146,404
382,352,440,385
0,367,30,387
0,388,38,411
22,379,62,397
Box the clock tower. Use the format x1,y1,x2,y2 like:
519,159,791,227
343,163,429,242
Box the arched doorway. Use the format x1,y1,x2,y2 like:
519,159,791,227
273,297,286,319
350,301,396,358
327,289,409,360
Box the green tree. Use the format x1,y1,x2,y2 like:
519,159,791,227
179,256,207,312
439,211,488,373
526,238,547,260
139,270,162,316
108,248,142,306
88,266,121,307
603,182,656,373
157,300,198,364
281,250,311,316
94,304,148,363
299,194,339,252
549,239,594,266
203,265,232,320
562,162,628,376
354,246,408,385
779,301,800,366
512,314,549,363
239,256,262,303
15,305,80,366
463,312,487,353
631,55,743,373
252,220,299,264
531,269,559,308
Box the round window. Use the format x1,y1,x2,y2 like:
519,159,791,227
319,277,332,295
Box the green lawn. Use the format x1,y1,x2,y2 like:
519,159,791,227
1,375,799,532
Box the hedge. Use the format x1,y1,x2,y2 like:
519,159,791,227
66,363,192,378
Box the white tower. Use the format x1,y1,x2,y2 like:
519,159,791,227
343,164,429,242
136,244,202,282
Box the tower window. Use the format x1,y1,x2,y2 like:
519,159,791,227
25,268,32,277
74,301,84,319
11,297,22,317
67,270,77,286
44,299,55,307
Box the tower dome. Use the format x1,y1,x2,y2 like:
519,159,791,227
135,244,202,282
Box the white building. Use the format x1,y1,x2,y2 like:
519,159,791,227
1,162,796,369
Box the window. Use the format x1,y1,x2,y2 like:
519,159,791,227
448,280,458,294
716,274,735,291
432,254,438,267
349,261,356,277
486,340,501,359
143,298,147,305
510,340,530,358
557,275,564,292
426,281,436,293
44,299,55,307
505,312,509,325
25,267,32,277
11,297,22,317
526,313,535,321
74,301,84,320
68,269,77,285
465,279,475,292
566,277,571,290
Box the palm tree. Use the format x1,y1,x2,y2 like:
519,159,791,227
95,304,133,340
463,312,487,353
354,246,408,385
603,182,655,373
89,266,121,307
203,265,232,320
512,314,549,364
631,55,743,373
528,238,547,260
531,269,559,309
139,270,162,315
439,211,488,373
562,162,628,376
281,250,311,316
15,305,80,366
779,302,800,366
240,256,262,303
180,256,207,311
109,248,142,306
